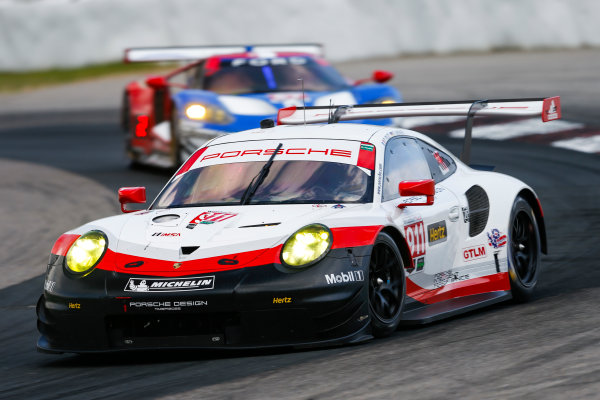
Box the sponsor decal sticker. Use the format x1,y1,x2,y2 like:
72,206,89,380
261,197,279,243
325,270,364,284
128,300,208,311
187,211,237,229
312,204,327,208
404,220,426,258
360,143,374,151
125,276,215,292
68,302,81,309
415,256,425,272
462,207,470,223
487,228,507,249
273,297,292,304
433,151,450,174
463,245,487,261
433,270,470,288
217,258,239,265
332,204,345,209
152,232,181,237
427,220,447,245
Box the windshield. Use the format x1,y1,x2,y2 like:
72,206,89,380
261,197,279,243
153,160,373,208
201,57,349,95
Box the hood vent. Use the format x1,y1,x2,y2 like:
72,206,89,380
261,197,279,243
239,222,281,228
465,185,489,237
153,214,181,223
181,246,200,255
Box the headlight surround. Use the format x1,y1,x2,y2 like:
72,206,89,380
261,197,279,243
65,231,108,276
184,103,231,124
281,224,332,268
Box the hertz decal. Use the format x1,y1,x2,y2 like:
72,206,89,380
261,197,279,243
427,221,447,246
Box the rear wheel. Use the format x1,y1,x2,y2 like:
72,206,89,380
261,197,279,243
368,232,406,337
508,196,541,302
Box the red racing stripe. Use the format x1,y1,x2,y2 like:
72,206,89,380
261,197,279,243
94,225,382,277
406,272,510,304
176,147,208,176
51,234,80,256
331,225,382,248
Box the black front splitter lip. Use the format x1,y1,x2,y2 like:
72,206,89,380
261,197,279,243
36,323,373,355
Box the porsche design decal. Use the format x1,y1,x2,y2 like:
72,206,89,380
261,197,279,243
124,276,215,292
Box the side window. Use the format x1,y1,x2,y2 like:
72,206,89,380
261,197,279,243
418,140,457,183
382,137,432,202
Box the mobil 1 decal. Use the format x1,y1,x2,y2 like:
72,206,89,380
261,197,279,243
404,218,426,273
427,220,447,246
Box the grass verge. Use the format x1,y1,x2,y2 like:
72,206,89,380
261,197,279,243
0,62,172,92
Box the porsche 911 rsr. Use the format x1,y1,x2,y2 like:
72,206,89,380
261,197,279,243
37,97,559,353
121,44,401,168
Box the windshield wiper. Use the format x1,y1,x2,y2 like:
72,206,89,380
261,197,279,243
240,142,283,205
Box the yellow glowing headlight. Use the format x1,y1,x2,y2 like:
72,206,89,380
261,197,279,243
185,104,207,120
65,231,107,275
375,98,396,104
281,224,332,268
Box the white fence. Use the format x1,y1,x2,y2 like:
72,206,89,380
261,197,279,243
0,0,598,71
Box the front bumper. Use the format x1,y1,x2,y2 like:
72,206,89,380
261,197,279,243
37,247,373,353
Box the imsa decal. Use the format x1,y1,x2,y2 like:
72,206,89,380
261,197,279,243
125,276,215,292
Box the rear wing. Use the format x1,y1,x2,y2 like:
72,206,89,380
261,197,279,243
124,43,324,63
277,97,561,164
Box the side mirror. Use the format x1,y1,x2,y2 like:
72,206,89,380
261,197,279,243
372,70,393,83
145,76,168,90
397,179,435,208
118,187,146,213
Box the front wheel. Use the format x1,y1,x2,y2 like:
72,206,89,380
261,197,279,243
368,232,406,337
508,196,542,302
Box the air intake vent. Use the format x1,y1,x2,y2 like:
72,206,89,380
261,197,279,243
465,185,489,237
181,246,199,255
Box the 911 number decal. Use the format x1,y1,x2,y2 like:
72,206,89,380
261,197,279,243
404,220,426,258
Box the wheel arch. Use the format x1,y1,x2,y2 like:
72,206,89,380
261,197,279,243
380,226,412,270
517,188,547,254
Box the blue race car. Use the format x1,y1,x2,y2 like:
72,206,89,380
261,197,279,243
122,44,402,167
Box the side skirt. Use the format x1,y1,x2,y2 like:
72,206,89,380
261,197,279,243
400,290,512,325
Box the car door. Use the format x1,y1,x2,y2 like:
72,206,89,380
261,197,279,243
380,137,461,290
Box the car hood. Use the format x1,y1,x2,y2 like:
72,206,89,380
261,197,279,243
101,203,366,275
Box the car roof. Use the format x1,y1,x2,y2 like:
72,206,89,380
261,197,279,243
208,123,389,146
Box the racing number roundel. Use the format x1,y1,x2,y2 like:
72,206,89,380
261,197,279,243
404,220,426,258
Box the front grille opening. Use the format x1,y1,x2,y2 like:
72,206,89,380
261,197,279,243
181,246,199,255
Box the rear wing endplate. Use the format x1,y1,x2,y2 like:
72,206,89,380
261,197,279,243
124,43,324,63
277,97,562,164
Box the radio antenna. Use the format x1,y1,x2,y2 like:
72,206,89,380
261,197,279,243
298,78,306,126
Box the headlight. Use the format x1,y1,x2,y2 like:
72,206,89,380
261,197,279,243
65,231,107,275
184,103,231,124
281,224,332,268
373,97,396,104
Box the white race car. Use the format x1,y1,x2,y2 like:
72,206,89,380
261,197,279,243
37,97,560,353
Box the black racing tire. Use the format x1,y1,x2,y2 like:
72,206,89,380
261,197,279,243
368,232,406,337
508,196,542,302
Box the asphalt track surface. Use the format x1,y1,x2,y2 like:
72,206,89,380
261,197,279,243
1,50,599,399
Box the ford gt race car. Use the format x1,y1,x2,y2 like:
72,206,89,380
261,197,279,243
37,97,560,354
121,44,401,168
